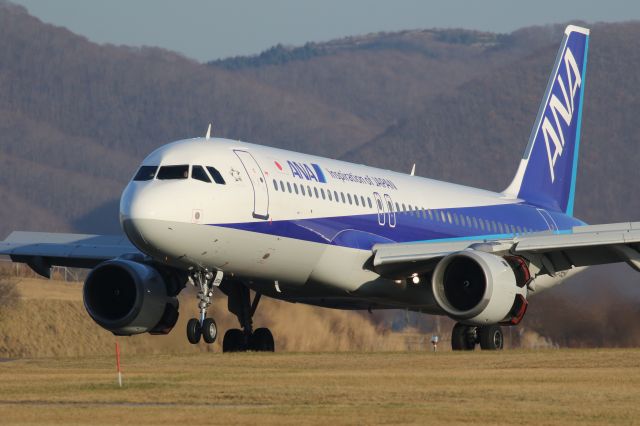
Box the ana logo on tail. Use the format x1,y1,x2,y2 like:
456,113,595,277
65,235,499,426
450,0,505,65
543,48,582,182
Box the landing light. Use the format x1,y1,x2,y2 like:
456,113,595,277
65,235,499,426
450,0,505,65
411,273,420,285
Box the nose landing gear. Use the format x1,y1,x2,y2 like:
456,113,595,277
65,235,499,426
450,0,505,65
186,270,219,344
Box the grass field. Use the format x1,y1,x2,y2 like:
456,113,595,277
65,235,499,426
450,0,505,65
0,349,639,425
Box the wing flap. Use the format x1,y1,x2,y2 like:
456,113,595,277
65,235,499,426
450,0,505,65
513,222,640,253
369,222,640,279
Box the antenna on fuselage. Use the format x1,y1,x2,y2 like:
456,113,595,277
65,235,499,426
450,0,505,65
410,163,416,176
205,123,212,140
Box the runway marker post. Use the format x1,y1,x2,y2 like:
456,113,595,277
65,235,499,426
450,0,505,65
115,342,123,387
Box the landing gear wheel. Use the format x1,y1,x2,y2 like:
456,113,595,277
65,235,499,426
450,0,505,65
186,318,202,344
202,318,218,344
250,328,275,352
451,323,476,351
223,328,246,353
479,325,504,350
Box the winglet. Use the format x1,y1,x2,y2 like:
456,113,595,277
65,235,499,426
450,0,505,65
410,163,416,176
205,123,212,140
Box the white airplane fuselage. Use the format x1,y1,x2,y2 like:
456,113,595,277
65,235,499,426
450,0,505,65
120,138,584,313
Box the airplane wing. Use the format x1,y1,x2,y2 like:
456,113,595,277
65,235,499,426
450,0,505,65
371,222,640,279
0,231,141,278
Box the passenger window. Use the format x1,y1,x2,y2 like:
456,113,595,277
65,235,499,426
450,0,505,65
192,165,211,183
354,195,359,206
428,210,433,220
157,165,189,180
273,179,278,190
347,194,353,204
341,192,346,203
308,186,313,197
314,187,319,198
206,167,226,185
293,183,299,194
280,181,285,192
361,196,365,206
447,212,453,224
472,217,478,228
301,185,306,196
287,182,292,193
334,191,339,202
328,191,333,201
321,189,326,200
441,211,446,222
368,198,372,208
402,203,406,213
133,165,158,181
453,213,459,225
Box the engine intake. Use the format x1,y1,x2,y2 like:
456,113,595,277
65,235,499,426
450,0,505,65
83,259,180,336
432,251,528,325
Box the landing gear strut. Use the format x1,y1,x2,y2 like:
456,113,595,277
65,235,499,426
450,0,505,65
186,270,218,344
221,281,275,352
451,322,504,351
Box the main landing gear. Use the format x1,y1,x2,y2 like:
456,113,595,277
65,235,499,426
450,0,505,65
222,281,274,352
186,270,218,344
185,270,274,352
451,322,504,351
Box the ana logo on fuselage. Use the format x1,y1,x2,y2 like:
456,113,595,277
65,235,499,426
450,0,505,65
288,161,327,183
542,47,582,183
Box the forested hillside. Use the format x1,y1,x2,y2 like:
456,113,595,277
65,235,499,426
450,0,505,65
1,1,639,236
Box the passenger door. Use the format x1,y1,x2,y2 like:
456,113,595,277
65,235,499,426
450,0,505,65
233,150,269,220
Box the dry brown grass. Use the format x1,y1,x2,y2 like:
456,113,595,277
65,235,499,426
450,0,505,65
0,349,639,425
0,278,413,358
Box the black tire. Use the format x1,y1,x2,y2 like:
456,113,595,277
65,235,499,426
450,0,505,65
451,323,476,351
186,318,202,344
250,328,275,352
223,328,246,352
202,318,217,344
479,325,504,350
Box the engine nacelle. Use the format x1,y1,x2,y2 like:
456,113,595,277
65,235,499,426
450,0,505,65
431,251,528,325
83,259,180,336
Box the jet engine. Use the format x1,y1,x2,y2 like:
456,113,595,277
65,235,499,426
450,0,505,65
431,250,530,325
83,259,183,336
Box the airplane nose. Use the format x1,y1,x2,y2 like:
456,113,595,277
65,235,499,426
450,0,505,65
119,182,163,250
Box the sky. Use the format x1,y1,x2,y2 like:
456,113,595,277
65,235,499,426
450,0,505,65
10,0,640,62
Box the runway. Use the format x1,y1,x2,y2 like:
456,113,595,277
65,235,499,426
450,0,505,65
0,349,638,425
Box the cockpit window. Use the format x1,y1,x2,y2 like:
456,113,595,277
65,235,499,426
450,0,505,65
133,165,158,181
191,165,211,183
206,166,226,185
157,165,189,180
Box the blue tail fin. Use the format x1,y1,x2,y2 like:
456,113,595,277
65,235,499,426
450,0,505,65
504,25,589,215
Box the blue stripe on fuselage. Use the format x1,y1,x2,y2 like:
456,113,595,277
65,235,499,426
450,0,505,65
212,203,586,250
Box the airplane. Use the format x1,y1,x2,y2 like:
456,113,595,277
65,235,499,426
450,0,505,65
1,25,639,352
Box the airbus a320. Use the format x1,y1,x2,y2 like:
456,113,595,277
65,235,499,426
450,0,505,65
2,25,639,351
